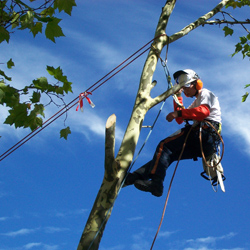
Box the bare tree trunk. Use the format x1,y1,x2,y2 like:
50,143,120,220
77,1,230,249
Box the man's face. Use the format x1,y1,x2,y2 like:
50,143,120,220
183,84,197,97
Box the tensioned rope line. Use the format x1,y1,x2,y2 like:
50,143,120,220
0,34,167,162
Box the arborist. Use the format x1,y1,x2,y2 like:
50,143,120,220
124,69,222,197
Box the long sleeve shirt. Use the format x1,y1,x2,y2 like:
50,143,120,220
174,88,222,124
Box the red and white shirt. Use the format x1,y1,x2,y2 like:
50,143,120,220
174,88,221,124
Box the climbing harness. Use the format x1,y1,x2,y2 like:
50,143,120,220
150,120,225,250
199,120,226,192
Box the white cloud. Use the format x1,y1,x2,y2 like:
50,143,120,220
53,208,88,218
100,245,125,250
23,242,42,249
69,110,124,142
0,216,9,221
184,232,240,250
1,0,250,157
42,244,59,250
2,227,39,237
44,227,70,234
158,230,177,239
127,216,144,222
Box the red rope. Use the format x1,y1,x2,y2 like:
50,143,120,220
0,35,166,162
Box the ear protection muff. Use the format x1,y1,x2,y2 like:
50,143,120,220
195,79,203,90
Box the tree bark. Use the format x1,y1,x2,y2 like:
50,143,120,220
77,1,231,249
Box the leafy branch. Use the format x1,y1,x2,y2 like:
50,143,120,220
0,0,76,43
201,2,250,102
0,0,76,139
0,60,72,137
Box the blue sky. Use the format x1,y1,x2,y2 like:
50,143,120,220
1,1,250,250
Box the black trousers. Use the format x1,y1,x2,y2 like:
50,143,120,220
132,124,218,182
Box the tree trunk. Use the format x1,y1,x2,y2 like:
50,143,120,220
77,0,230,249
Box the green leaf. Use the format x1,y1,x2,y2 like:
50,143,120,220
60,126,71,140
47,66,66,82
240,36,247,44
45,17,65,43
0,83,19,107
33,77,49,91
4,104,28,128
227,1,238,9
63,81,73,94
245,84,250,89
242,44,250,58
54,0,77,15
41,7,55,18
232,42,242,57
19,10,35,30
47,66,72,93
242,92,249,102
30,22,43,37
26,104,45,130
0,69,12,81
30,91,41,103
7,58,15,69
0,0,7,8
0,26,10,43
31,104,45,117
223,26,234,37
0,88,5,103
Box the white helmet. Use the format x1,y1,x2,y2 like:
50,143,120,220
173,69,200,87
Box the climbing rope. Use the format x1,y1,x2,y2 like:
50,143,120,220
150,124,194,250
127,41,173,174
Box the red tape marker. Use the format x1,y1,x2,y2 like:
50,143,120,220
76,92,95,112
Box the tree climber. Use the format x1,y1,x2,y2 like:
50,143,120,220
124,69,222,197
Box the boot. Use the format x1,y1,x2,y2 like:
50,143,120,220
134,176,163,197
123,173,141,187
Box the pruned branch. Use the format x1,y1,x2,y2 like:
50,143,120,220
105,114,116,172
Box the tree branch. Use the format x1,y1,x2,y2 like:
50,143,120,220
105,114,116,173
168,0,231,44
205,20,250,25
148,81,187,110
